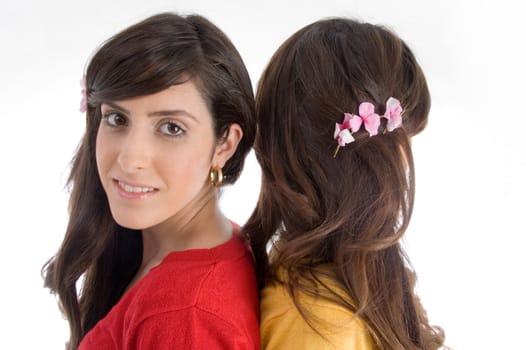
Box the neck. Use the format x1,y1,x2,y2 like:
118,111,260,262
141,186,232,269
124,187,232,293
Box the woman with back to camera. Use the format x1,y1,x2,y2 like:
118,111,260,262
244,18,445,349
43,13,259,349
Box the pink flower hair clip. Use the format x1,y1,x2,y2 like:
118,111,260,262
333,97,403,157
79,74,87,113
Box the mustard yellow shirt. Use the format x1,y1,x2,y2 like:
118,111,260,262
260,269,376,349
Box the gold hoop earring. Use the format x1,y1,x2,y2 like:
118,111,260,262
209,166,223,188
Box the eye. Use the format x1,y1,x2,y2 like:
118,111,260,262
159,121,184,137
103,112,128,127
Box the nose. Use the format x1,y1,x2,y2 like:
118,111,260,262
117,127,152,173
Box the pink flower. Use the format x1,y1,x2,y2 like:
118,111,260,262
349,102,381,136
383,97,403,131
79,75,87,113
332,97,404,158
334,113,355,147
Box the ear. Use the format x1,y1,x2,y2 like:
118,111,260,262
212,123,243,168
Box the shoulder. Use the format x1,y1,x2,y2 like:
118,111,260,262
126,235,259,347
127,235,258,314
134,235,256,308
80,236,259,349
260,268,376,350
126,306,259,349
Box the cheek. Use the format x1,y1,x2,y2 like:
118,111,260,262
157,142,214,185
161,149,209,178
95,127,112,175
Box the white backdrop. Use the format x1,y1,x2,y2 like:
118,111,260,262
1,1,524,349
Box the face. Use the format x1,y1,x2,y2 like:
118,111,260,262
96,80,232,230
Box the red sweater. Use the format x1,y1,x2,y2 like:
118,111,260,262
78,235,260,349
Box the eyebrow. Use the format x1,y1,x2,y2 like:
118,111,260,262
102,101,200,123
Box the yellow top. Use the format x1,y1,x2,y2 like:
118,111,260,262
260,268,376,350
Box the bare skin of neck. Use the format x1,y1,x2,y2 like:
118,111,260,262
124,185,232,293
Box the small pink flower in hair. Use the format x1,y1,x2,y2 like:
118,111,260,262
333,113,355,157
334,113,355,146
79,75,87,113
383,97,403,131
332,97,404,158
349,102,381,136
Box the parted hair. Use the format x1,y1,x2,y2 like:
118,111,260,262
42,13,255,349
243,18,444,349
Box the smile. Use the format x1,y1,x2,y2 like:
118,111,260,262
118,180,156,193
113,179,158,200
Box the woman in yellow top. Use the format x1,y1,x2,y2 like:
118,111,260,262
243,18,445,349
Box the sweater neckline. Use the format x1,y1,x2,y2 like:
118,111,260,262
159,233,246,263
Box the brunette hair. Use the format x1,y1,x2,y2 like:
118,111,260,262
42,13,255,349
244,18,444,349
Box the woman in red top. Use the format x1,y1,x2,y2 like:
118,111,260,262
43,13,259,349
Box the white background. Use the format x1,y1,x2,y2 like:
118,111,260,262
1,0,525,349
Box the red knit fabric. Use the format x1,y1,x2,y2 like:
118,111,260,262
78,235,260,349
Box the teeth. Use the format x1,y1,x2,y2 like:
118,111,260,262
119,181,155,193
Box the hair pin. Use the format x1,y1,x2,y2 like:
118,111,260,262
333,97,403,157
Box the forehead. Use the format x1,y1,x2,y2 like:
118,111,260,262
103,80,212,124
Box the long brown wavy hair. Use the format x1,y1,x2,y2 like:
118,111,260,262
243,18,444,349
42,13,255,349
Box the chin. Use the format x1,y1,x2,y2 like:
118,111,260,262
115,221,149,230
113,218,149,230
110,210,156,231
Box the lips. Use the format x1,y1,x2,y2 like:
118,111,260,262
118,180,155,193
113,179,158,199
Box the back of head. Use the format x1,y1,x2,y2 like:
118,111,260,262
245,18,443,349
251,17,430,269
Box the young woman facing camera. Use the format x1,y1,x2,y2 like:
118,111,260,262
43,13,259,350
